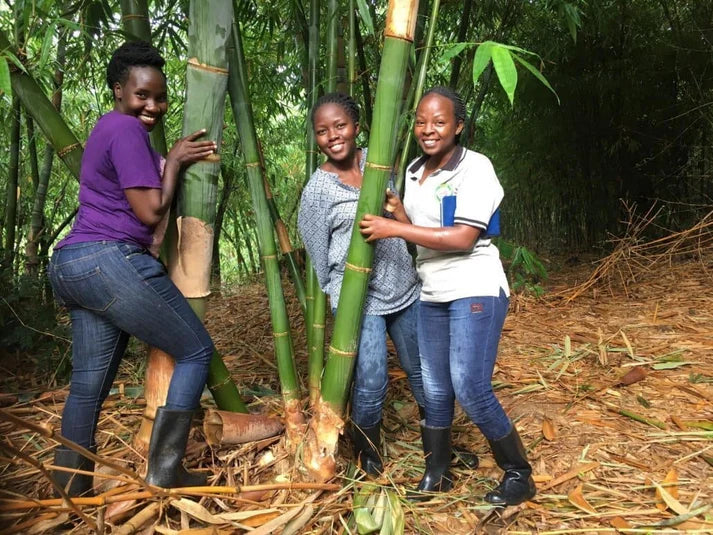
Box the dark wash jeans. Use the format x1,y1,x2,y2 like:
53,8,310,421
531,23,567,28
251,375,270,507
48,241,214,448
418,290,512,440
340,300,426,428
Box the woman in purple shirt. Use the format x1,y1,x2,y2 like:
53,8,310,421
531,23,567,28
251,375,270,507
47,41,216,496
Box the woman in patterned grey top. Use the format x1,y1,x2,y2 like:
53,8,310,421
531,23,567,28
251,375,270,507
298,92,424,477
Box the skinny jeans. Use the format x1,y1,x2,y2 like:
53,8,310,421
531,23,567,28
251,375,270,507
418,290,512,440
346,300,426,428
48,241,214,448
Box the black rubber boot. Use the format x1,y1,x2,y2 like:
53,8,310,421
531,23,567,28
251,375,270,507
352,421,383,477
484,427,536,506
417,405,478,469
145,407,207,488
408,425,453,501
52,447,95,497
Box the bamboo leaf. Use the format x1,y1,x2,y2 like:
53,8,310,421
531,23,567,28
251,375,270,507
649,504,711,527
386,491,404,535
39,22,56,71
438,42,469,65
512,53,560,104
652,361,695,370
0,57,11,98
652,481,688,515
568,484,596,514
655,469,679,511
472,41,493,84
542,416,557,441
491,45,518,105
355,0,375,36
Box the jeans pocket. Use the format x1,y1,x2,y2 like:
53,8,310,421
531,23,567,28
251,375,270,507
117,242,146,259
59,266,117,312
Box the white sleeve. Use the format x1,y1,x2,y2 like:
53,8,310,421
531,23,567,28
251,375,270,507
454,154,503,230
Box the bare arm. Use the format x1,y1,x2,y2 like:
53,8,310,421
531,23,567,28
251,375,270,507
125,129,216,227
359,214,480,251
384,188,411,223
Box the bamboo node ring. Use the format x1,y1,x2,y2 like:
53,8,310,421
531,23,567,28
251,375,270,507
345,262,372,273
273,331,289,338
58,143,82,158
328,346,357,357
187,58,229,75
365,162,393,172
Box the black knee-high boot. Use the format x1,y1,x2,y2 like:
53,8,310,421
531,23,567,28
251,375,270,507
352,421,383,477
408,424,453,501
484,427,536,506
145,407,207,488
52,447,95,497
417,405,478,469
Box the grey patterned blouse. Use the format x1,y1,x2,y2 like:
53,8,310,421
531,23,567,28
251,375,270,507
297,149,420,315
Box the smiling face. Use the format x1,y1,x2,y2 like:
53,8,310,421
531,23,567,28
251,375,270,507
414,93,464,164
113,66,167,131
313,102,360,163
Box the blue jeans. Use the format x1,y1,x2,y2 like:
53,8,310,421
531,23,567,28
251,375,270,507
418,291,512,440
48,241,214,448
347,300,425,428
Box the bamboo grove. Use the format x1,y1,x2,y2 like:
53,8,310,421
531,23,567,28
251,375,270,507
2,0,712,483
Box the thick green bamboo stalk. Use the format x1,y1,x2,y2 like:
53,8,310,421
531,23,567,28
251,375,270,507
448,0,473,89
321,0,418,413
307,0,419,482
348,0,356,96
3,97,21,269
395,0,440,192
118,2,246,442
227,20,300,404
0,30,82,180
305,0,327,405
305,0,320,183
174,0,241,404
326,0,338,91
119,0,168,155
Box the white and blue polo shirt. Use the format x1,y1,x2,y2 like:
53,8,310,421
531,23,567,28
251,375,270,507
403,145,509,302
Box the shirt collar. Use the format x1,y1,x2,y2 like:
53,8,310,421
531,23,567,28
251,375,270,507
408,145,465,179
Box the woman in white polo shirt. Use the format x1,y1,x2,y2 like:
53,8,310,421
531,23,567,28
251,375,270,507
360,86,536,506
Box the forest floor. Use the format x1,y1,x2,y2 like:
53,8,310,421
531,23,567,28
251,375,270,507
1,248,712,534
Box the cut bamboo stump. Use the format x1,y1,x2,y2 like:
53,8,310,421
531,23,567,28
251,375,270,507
203,409,284,446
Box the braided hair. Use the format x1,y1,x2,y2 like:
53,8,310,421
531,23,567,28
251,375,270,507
421,86,466,124
106,41,165,94
311,92,360,126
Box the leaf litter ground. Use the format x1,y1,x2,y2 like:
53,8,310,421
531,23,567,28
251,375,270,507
1,247,712,534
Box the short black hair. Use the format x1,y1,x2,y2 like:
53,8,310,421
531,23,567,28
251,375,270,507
311,92,360,126
421,86,466,123
106,41,165,92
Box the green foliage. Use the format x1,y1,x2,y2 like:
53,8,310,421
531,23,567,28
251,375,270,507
496,239,548,297
441,40,559,106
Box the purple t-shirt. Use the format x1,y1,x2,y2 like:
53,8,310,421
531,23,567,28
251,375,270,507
56,110,162,249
